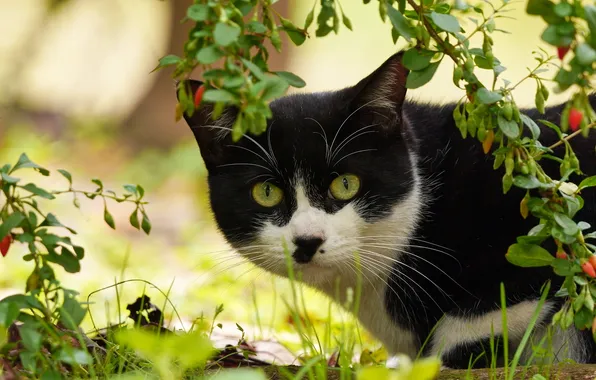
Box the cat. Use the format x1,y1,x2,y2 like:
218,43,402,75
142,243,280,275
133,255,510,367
177,52,596,369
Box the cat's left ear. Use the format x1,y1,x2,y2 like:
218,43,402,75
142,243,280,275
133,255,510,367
347,52,409,118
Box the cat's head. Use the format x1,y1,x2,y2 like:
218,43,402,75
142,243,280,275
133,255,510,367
179,53,423,289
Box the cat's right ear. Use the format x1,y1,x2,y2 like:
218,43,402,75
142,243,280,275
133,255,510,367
176,80,236,170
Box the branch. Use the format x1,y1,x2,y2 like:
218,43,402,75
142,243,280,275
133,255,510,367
405,0,460,63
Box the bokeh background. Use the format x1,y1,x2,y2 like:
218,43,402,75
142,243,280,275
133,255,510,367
0,0,569,357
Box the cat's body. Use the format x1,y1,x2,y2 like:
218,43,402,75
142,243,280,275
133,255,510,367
179,53,596,368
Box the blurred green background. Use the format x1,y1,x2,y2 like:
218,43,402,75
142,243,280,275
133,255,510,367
0,0,567,358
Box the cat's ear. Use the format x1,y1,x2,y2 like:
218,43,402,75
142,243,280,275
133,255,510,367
176,80,236,170
347,52,409,118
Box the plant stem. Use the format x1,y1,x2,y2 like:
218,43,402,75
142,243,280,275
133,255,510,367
405,0,460,63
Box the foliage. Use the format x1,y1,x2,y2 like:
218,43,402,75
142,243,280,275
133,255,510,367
0,153,150,376
161,0,596,343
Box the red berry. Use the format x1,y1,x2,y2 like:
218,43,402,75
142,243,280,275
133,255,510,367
582,261,596,278
194,85,205,108
557,46,570,60
589,255,596,269
556,249,568,260
569,108,583,132
0,235,11,257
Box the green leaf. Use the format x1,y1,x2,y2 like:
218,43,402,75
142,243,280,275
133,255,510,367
387,5,414,42
554,2,572,17
506,243,554,267
46,247,81,273
275,71,306,88
187,4,209,21
11,153,48,175
55,348,92,366
0,211,25,239
579,176,596,190
279,16,307,46
129,210,140,230
254,76,289,101
405,61,440,89
19,325,42,352
214,22,241,47
402,49,434,71
430,12,461,33
40,213,76,234
156,55,180,68
541,25,573,47
196,46,223,64
57,169,72,185
342,13,353,31
59,297,87,329
497,115,520,138
21,183,55,199
585,6,596,48
575,43,596,66
104,207,115,230
0,301,20,327
554,212,579,235
520,114,540,139
513,175,544,189
141,212,151,235
240,58,265,80
203,89,236,103
304,6,315,29
527,0,554,15
1,172,19,184
477,88,503,104
247,21,267,34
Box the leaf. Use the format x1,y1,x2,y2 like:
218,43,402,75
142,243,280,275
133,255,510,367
0,211,25,239
275,71,306,88
55,348,92,366
554,212,579,235
19,325,42,352
1,172,20,184
520,114,540,139
11,153,48,175
477,88,503,104
304,6,315,29
40,213,76,234
21,183,55,199
402,49,434,71
104,207,115,230
342,13,353,31
579,176,596,190
156,55,180,68
279,16,307,46
46,247,81,273
129,210,140,230
0,301,20,327
259,77,289,101
406,61,440,89
497,115,520,139
506,243,554,267
513,175,546,189
213,22,241,47
203,89,236,103
575,43,596,66
141,213,151,235
430,12,461,33
387,5,414,42
59,297,87,329
241,58,266,80
196,46,223,64
209,369,268,380
57,169,72,185
187,4,209,21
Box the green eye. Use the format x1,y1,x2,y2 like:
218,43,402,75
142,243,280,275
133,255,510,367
252,182,283,207
329,174,361,201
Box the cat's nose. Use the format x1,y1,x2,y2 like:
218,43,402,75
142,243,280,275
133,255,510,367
292,237,324,263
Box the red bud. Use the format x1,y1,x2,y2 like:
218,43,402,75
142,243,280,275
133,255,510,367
194,85,205,108
582,261,596,278
0,235,11,257
569,108,583,132
557,46,570,60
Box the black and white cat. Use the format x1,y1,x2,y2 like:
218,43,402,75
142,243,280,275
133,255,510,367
178,52,596,368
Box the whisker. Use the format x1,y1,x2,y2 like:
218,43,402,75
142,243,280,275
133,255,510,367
217,163,273,172
333,149,377,167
